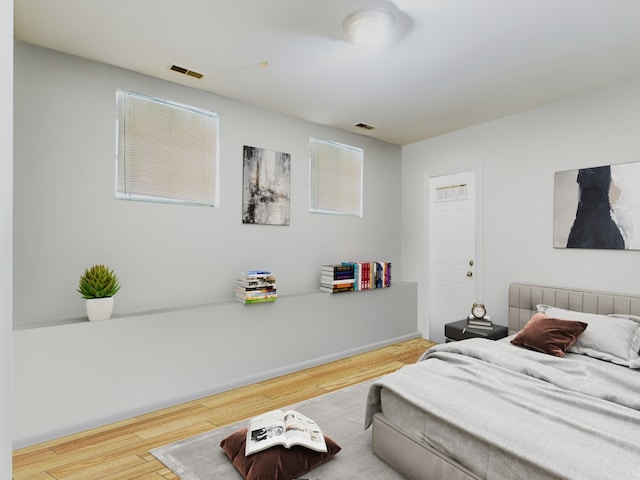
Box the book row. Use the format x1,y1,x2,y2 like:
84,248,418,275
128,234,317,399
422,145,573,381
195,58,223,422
320,262,391,293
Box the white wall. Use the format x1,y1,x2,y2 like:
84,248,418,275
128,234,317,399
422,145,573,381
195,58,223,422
402,80,640,340
13,40,402,328
1,0,13,474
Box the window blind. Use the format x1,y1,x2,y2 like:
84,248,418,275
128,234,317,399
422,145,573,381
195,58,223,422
116,89,219,207
309,137,363,217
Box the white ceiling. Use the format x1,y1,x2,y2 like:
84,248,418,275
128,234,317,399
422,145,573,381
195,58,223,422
13,0,640,145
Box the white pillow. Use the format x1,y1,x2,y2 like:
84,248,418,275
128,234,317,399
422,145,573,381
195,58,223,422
536,305,640,368
608,314,640,362
607,313,640,323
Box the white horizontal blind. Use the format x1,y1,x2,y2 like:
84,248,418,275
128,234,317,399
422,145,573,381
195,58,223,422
435,183,468,202
309,138,363,217
116,90,219,206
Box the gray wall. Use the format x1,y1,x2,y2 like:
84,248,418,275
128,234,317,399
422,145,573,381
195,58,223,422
13,41,416,448
401,80,640,339
2,0,13,474
14,283,417,446
13,40,402,327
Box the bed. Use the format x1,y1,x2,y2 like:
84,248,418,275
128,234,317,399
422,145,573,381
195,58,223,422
365,283,640,480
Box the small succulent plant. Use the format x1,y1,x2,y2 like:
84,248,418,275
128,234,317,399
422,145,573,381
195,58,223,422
77,264,121,299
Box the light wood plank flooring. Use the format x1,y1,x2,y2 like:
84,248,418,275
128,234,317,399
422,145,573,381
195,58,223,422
13,337,436,480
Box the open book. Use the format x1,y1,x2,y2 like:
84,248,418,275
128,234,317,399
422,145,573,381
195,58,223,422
245,409,327,456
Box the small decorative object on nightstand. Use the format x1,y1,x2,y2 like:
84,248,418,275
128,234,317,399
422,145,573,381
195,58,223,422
471,303,487,319
445,319,508,342
465,302,494,331
467,302,492,330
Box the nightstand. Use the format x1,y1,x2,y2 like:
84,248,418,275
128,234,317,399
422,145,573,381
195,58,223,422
445,319,508,342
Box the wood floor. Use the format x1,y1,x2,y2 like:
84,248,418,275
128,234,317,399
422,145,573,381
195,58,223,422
13,337,436,480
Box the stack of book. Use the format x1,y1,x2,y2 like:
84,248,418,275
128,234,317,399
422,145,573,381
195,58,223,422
320,265,355,293
466,315,493,330
236,271,277,304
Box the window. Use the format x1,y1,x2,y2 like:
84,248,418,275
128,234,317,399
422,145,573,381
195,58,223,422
309,137,363,217
116,89,219,207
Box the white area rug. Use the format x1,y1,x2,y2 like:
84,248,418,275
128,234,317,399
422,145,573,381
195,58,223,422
150,379,405,479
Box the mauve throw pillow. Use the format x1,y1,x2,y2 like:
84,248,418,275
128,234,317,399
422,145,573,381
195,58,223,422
511,313,588,357
220,427,341,480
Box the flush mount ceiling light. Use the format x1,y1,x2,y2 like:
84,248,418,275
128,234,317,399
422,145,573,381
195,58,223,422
343,5,396,46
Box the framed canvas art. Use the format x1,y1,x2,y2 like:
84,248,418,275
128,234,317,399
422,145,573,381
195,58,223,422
554,162,640,250
242,145,291,226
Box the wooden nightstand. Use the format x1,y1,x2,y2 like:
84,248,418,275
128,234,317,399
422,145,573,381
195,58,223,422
445,319,508,342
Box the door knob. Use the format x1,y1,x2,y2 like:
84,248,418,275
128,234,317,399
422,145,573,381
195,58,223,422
466,271,473,277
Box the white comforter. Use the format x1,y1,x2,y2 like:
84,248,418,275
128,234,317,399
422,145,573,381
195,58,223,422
365,338,640,480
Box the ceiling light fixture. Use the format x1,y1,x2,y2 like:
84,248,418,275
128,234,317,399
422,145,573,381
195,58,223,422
343,6,396,46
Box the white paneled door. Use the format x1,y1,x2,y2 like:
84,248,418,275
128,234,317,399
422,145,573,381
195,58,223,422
428,170,478,342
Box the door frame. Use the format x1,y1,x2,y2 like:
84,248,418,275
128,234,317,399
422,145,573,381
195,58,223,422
420,167,483,340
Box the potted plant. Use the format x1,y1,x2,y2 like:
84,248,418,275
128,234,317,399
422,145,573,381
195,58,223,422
78,264,121,321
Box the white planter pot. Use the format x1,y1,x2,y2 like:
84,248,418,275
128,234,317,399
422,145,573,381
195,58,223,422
85,297,114,321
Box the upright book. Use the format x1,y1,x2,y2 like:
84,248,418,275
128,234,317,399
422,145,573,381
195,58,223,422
341,261,392,290
245,409,327,456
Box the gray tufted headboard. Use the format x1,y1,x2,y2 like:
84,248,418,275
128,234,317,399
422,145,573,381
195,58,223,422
508,283,640,334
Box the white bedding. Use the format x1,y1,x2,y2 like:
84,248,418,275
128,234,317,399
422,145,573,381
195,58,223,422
365,338,640,480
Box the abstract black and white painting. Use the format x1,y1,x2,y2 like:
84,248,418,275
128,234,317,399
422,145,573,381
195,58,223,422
554,162,640,250
242,145,291,226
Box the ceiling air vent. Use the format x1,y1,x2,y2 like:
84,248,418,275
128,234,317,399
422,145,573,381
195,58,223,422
354,122,376,130
170,64,204,79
